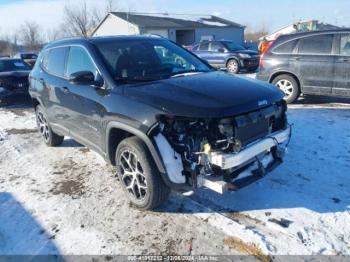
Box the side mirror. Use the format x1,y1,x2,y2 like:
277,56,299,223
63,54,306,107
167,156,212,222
69,71,103,87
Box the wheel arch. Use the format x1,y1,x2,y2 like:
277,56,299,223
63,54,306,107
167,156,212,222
269,71,301,91
106,121,166,174
31,97,42,109
225,56,239,67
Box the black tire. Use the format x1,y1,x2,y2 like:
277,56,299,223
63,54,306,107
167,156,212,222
226,59,240,74
272,74,300,104
116,136,170,210
35,105,64,146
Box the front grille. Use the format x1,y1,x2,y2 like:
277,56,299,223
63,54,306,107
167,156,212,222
0,76,29,90
235,118,269,146
233,103,286,147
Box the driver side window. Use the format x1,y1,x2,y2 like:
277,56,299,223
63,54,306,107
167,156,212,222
66,47,97,77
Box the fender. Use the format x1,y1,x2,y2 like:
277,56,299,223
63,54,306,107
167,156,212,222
30,94,44,109
106,121,191,191
224,55,240,65
268,69,300,83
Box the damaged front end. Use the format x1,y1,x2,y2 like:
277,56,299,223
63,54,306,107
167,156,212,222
152,100,291,193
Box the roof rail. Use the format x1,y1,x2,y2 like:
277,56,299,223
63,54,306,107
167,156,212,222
144,34,168,39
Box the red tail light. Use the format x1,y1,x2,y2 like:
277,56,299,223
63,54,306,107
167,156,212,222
259,40,275,68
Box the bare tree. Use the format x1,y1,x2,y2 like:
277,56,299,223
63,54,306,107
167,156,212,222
61,0,119,37
62,1,90,37
245,23,269,42
20,21,43,51
106,0,115,13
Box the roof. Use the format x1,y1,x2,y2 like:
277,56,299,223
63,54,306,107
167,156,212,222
43,35,169,49
91,12,244,35
279,28,350,40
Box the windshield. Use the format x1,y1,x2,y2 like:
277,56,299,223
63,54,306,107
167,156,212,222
222,41,245,51
22,54,38,60
94,38,212,84
0,59,31,72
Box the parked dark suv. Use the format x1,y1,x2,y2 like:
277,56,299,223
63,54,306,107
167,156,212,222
257,29,350,103
192,40,260,73
29,36,290,210
0,58,32,105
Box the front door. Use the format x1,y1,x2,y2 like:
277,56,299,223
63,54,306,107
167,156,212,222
295,33,335,96
64,46,107,152
333,33,350,97
208,41,227,68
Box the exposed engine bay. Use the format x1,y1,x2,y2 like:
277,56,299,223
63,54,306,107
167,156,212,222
153,101,291,193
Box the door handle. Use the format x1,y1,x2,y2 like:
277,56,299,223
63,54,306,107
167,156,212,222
292,57,301,61
62,87,70,94
338,58,349,62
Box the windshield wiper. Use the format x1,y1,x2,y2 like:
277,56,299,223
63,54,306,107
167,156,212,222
114,77,160,84
170,70,209,78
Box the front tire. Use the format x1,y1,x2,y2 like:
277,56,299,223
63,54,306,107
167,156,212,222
226,59,240,74
116,136,170,210
272,74,300,104
35,105,64,146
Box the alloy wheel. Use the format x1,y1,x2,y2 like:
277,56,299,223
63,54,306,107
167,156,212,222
276,79,294,99
119,150,148,200
37,111,50,142
227,60,239,73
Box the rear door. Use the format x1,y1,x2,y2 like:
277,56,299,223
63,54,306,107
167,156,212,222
64,46,106,152
193,42,211,63
208,41,226,68
40,47,70,132
333,33,350,97
295,34,335,95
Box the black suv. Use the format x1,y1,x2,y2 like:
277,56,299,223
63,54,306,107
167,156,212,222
192,40,260,73
29,36,290,210
257,29,350,103
0,58,32,104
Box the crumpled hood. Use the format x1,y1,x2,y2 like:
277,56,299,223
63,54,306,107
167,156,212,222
122,71,284,118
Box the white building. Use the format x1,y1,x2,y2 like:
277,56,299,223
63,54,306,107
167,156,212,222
91,12,245,45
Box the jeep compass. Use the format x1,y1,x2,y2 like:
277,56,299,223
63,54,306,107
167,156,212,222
29,36,291,210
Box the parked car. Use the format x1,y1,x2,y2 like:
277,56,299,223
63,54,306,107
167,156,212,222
13,52,38,67
191,40,260,73
29,36,290,210
0,58,32,104
257,29,350,103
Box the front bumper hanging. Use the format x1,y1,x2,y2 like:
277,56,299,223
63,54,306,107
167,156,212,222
198,127,291,193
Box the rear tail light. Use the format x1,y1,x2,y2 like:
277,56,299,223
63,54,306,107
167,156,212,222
259,40,275,68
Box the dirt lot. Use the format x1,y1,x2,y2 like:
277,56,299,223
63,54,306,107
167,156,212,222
0,95,350,256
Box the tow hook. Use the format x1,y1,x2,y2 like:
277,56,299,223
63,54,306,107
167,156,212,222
252,157,266,177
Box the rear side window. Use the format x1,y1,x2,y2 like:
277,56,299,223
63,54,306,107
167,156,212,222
340,34,350,56
273,39,298,54
44,47,69,77
297,34,334,55
199,42,209,51
210,42,224,52
66,47,96,77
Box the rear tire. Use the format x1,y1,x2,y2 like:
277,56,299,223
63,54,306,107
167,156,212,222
116,136,170,210
35,105,64,146
226,59,240,74
272,74,300,103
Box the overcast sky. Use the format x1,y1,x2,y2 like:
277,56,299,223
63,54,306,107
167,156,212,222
0,0,349,36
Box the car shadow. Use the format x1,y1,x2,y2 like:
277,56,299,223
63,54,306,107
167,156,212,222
60,138,83,148
0,192,61,255
0,96,32,109
295,95,350,105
